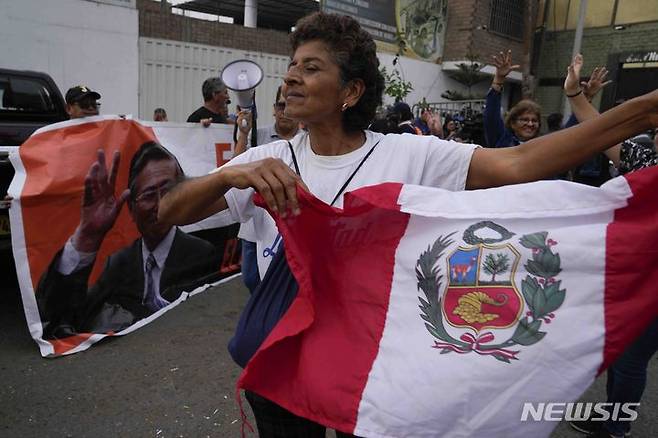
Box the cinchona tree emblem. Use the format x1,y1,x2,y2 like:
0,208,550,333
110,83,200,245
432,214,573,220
416,221,565,363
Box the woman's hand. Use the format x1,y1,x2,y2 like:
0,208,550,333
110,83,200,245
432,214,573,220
492,50,519,83
221,158,308,217
583,66,612,101
564,54,583,95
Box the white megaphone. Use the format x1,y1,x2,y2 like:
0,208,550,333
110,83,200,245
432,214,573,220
221,59,263,111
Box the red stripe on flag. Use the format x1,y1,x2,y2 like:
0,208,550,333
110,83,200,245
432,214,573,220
239,183,406,433
602,167,658,372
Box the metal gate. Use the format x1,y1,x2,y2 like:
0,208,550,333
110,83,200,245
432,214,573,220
139,37,290,126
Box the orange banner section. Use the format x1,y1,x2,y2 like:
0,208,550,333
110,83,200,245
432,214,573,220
20,120,156,288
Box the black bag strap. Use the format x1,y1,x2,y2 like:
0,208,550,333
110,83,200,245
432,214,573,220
287,137,380,207
287,141,301,175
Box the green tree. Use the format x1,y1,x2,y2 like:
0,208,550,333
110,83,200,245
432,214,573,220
482,253,510,282
381,66,413,103
441,53,490,101
380,34,414,103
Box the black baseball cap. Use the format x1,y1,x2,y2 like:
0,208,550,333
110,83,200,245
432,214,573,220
65,85,101,104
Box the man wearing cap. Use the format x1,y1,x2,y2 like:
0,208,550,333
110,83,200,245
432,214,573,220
187,77,229,126
65,85,101,119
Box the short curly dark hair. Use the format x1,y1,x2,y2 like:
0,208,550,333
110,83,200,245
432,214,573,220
290,12,385,132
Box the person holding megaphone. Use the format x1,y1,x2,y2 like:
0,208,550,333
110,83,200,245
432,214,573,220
187,76,252,157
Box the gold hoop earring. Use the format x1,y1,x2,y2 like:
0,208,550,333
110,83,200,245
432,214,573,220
341,102,348,112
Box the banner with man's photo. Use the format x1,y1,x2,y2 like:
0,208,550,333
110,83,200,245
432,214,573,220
321,0,449,62
9,116,241,357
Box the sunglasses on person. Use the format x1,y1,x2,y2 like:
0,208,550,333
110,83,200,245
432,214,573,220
74,98,100,110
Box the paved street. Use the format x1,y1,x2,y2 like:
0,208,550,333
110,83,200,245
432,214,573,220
1,253,655,437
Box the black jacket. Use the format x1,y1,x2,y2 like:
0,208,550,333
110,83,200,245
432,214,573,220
36,229,218,339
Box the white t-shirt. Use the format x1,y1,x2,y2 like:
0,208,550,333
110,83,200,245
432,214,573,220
237,129,301,242
221,130,477,278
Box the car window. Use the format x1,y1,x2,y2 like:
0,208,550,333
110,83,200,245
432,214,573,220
0,76,56,114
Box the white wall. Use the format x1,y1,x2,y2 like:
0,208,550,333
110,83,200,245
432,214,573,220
0,0,139,115
139,40,502,124
377,52,498,110
139,38,290,125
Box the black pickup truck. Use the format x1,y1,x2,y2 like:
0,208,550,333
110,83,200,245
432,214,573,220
0,69,68,250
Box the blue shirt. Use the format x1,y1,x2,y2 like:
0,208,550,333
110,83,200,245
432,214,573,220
483,88,521,148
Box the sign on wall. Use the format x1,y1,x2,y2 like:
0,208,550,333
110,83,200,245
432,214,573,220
321,0,449,62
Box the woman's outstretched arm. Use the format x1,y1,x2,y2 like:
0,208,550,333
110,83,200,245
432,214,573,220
158,158,304,226
466,89,658,189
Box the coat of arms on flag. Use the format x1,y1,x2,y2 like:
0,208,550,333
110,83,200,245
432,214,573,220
417,221,566,363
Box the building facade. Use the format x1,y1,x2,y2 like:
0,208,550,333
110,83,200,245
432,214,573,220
533,0,658,118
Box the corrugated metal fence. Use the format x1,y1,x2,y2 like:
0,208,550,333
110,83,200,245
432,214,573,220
139,37,290,126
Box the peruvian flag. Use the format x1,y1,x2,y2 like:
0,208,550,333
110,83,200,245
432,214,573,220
238,168,658,437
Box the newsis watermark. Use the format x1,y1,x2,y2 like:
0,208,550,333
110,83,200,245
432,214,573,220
520,402,640,422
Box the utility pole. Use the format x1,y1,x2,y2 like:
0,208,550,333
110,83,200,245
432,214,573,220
563,0,588,119
521,1,539,99
244,0,257,28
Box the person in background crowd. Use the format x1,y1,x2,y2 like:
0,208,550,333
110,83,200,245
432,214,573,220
628,131,655,150
368,112,401,134
564,52,658,438
35,142,218,339
392,102,422,135
187,77,229,126
444,118,460,141
65,85,101,119
153,107,168,122
415,107,443,137
256,86,300,146
567,53,650,434
484,50,542,147
2,85,103,208
560,56,614,186
240,86,301,294
368,105,406,134
158,12,658,437
546,112,563,133
186,77,251,157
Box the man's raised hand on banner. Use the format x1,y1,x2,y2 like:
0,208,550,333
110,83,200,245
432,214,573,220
71,150,130,253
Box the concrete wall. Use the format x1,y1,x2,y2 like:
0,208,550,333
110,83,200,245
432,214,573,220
139,37,289,124
138,0,290,56
377,52,494,109
0,0,139,116
138,38,492,124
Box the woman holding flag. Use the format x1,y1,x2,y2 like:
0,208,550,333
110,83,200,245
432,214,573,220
158,12,658,437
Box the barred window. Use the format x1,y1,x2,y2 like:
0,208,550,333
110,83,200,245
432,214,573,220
489,0,525,40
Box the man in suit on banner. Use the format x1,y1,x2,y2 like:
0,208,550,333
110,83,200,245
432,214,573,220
36,142,218,339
